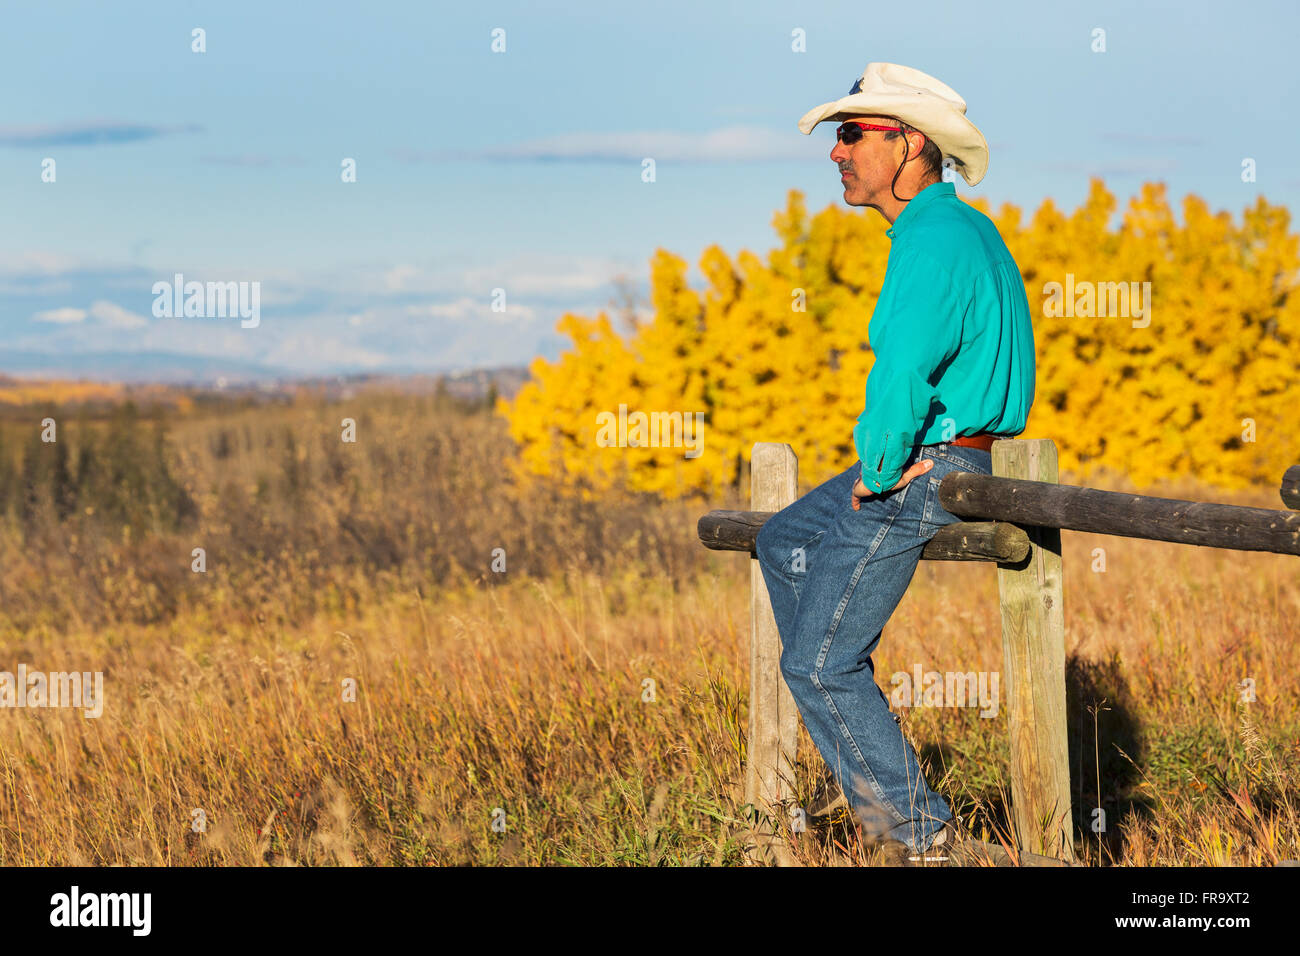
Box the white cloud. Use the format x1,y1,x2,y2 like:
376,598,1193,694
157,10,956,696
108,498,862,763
406,297,537,324
395,126,820,164
33,307,87,323
0,252,100,277
262,335,390,371
130,320,259,360
252,284,306,306
3,253,631,374
376,253,637,298
408,300,473,320
89,300,149,329
383,264,422,292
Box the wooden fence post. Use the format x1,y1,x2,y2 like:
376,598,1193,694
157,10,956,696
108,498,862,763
993,438,1076,862
746,442,800,865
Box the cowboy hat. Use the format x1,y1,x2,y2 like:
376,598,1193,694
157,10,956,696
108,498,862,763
798,62,989,187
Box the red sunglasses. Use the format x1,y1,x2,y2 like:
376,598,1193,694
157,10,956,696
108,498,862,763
835,120,926,148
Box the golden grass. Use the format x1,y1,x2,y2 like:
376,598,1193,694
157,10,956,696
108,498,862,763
0,390,1296,865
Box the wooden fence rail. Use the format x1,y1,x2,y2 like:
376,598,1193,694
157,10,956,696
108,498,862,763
699,438,1299,867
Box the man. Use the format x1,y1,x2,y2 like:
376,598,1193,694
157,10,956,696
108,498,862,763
755,62,1036,864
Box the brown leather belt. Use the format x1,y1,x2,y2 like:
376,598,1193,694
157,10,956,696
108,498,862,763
929,432,1006,452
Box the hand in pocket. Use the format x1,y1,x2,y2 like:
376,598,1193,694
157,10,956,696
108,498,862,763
851,459,934,511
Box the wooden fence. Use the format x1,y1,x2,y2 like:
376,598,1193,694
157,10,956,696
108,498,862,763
697,439,1300,866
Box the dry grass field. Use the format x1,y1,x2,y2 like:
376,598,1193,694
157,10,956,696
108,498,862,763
0,386,1296,865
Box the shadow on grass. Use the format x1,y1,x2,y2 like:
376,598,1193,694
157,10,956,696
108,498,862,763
1066,652,1151,860
904,652,1150,862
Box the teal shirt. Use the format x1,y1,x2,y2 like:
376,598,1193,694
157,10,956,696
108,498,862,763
854,180,1036,493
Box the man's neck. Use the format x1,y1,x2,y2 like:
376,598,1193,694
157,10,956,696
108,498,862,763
876,178,940,224
877,197,908,225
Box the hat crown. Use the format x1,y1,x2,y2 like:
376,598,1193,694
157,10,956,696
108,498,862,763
849,62,967,115
798,60,987,186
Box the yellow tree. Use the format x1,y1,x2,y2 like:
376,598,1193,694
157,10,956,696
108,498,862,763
504,179,1300,499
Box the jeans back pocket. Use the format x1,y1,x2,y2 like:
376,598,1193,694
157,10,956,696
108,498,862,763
916,450,991,538
918,472,950,539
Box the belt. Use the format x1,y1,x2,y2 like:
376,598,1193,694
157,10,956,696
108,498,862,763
927,432,1008,453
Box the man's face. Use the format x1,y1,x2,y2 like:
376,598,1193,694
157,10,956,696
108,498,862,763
829,114,917,208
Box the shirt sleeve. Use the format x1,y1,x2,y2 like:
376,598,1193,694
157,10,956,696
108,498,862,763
853,248,967,493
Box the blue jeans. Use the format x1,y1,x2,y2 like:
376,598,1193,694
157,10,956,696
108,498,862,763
755,442,995,852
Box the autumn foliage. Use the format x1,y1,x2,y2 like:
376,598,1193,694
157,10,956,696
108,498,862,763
503,179,1299,497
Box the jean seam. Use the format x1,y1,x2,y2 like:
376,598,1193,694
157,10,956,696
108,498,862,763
808,483,913,826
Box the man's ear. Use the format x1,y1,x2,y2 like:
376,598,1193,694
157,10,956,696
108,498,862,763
906,130,928,161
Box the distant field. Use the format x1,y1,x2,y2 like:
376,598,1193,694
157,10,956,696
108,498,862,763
0,386,1295,865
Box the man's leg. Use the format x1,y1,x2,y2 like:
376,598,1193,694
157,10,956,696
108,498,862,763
757,456,950,852
754,461,860,639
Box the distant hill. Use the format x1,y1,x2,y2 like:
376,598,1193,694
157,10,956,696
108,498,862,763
0,351,531,403
0,349,289,385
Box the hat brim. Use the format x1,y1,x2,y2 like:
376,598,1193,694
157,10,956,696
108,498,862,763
798,95,988,187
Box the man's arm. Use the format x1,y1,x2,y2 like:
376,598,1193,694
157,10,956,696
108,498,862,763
853,248,966,494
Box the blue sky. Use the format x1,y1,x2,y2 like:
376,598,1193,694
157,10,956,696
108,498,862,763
3,0,1297,379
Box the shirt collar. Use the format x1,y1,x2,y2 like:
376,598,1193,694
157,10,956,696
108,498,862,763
884,180,956,239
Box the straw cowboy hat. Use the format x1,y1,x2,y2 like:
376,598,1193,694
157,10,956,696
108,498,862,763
797,62,989,187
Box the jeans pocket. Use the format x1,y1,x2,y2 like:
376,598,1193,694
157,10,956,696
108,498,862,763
782,530,825,576
916,453,978,538
917,472,954,539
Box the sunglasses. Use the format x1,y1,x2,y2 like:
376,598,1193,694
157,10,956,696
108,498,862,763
835,121,926,148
